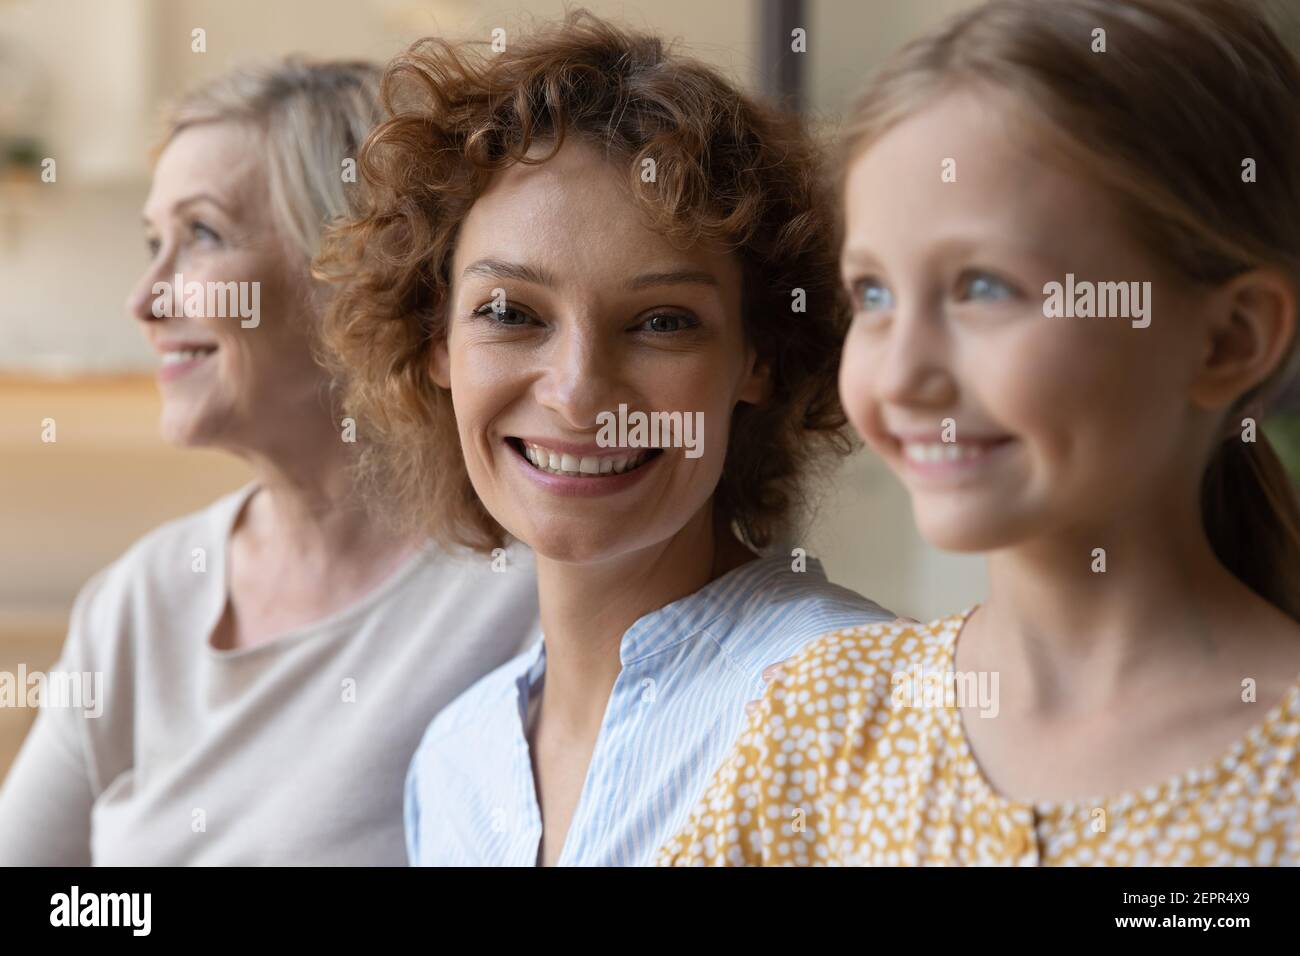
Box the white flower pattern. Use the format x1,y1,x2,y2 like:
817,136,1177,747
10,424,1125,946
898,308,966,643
656,612,1300,866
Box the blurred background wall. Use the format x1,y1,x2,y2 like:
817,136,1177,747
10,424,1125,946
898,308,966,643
1,0,1297,776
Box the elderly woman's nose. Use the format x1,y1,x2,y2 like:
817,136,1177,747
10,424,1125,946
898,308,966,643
126,252,174,324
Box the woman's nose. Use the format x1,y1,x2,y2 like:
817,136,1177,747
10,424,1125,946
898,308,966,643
535,327,623,429
126,253,173,324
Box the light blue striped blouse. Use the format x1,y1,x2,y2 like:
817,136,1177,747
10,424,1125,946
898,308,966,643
403,555,893,866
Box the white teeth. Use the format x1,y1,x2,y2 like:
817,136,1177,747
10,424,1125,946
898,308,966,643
160,347,215,366
902,442,989,464
521,442,649,477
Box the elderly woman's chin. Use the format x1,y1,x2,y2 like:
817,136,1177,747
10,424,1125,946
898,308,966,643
157,393,235,449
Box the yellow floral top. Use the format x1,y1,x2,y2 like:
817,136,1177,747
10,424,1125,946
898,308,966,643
655,611,1300,866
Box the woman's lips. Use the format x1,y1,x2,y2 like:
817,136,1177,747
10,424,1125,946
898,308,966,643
506,437,664,497
157,346,218,383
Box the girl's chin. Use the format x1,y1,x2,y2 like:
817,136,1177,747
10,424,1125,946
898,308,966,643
911,504,1025,554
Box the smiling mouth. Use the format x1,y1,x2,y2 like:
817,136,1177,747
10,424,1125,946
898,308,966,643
159,345,218,367
899,439,1011,463
508,438,664,477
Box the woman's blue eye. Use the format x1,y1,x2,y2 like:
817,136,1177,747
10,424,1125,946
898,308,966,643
855,279,894,312
641,313,695,333
962,272,1014,302
191,221,221,243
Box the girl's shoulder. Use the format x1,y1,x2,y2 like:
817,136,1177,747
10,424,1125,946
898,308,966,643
776,609,974,689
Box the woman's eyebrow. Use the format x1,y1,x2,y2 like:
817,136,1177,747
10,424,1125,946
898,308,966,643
625,270,719,290
461,257,557,286
141,192,234,227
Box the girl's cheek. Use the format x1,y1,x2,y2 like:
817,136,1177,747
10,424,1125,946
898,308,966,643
988,322,1101,425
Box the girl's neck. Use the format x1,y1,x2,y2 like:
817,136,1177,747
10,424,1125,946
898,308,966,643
534,506,756,730
966,495,1263,714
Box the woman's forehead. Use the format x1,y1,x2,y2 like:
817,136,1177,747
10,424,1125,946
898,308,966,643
453,140,741,291
148,122,266,219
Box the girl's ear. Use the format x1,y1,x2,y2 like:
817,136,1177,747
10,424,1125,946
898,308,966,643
1189,268,1296,411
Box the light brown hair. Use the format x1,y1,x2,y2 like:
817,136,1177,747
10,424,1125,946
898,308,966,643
842,0,1300,619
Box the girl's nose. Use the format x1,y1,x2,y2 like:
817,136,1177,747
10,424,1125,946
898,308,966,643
875,303,957,408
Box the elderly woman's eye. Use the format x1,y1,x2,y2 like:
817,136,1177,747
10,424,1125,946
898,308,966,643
850,278,894,313
639,312,698,334
190,220,221,243
958,270,1017,302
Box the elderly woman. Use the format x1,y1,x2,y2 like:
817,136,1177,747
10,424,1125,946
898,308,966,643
319,13,894,866
0,59,539,865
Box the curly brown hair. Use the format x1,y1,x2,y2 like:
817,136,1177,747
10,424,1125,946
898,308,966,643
316,10,853,553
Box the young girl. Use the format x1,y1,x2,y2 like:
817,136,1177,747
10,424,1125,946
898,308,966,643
658,0,1300,866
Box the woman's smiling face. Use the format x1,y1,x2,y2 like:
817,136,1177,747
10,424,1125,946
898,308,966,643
434,138,766,564
838,90,1217,552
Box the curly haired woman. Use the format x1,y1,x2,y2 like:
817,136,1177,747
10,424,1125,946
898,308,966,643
318,12,895,866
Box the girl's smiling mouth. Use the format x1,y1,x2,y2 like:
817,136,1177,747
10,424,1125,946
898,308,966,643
886,432,1018,485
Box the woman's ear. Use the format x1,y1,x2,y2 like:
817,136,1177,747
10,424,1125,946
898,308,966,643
431,337,452,389
737,345,772,406
1189,267,1296,411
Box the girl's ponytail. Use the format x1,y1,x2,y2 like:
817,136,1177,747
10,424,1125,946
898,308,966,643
1202,431,1300,621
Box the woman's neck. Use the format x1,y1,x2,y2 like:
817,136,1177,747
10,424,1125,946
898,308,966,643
534,505,756,730
233,419,415,572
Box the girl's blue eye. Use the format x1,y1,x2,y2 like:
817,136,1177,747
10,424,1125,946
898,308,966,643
640,313,696,333
854,279,894,313
962,271,1015,302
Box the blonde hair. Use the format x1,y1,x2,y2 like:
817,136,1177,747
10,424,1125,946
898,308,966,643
844,0,1300,619
158,58,381,262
